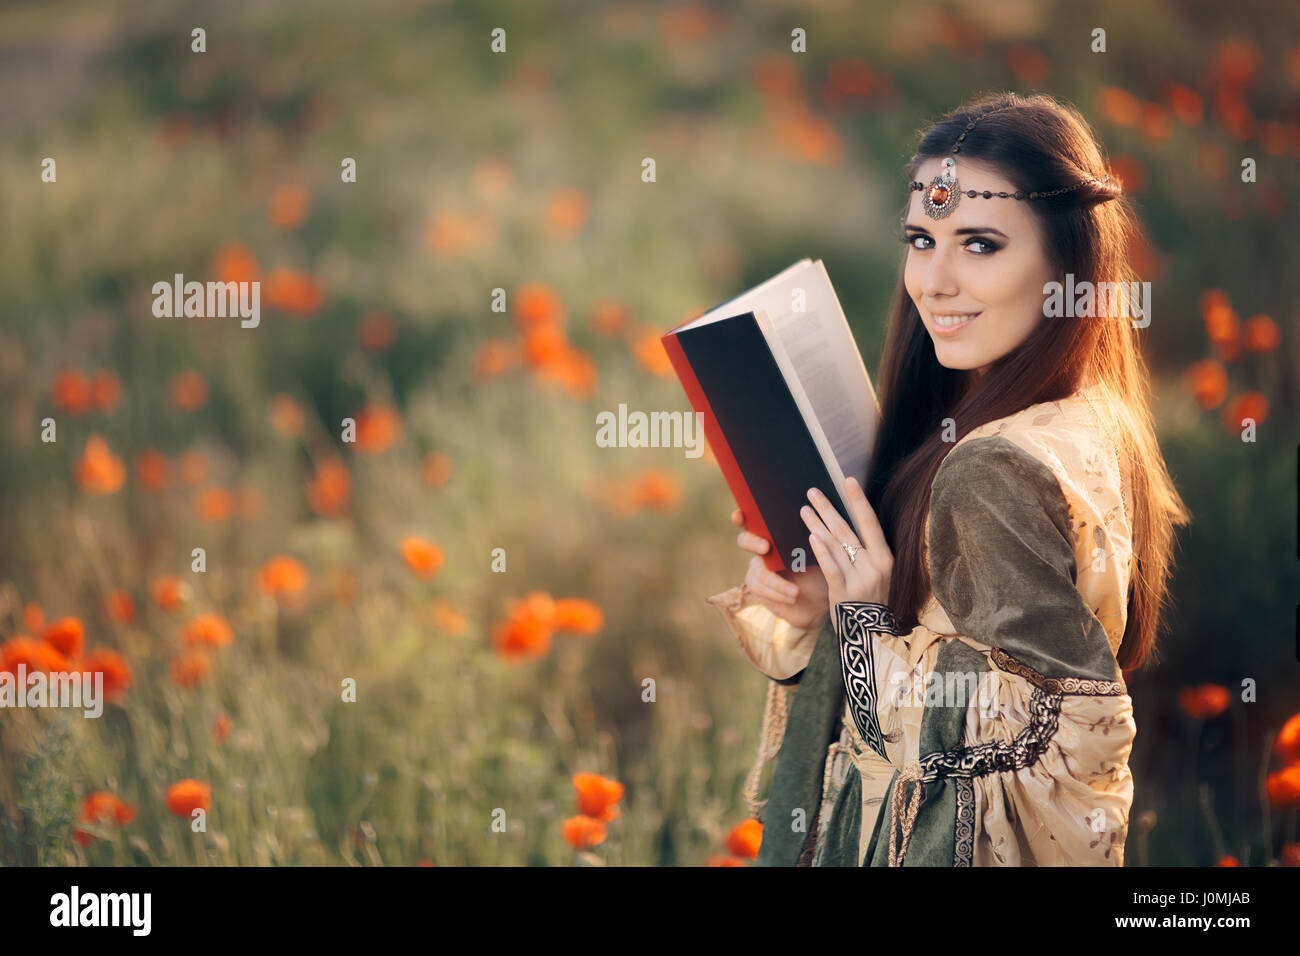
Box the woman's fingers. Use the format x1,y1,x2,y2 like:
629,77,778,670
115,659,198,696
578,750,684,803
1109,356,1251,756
736,529,770,555
801,505,848,579
806,487,860,549
807,533,844,590
730,508,745,528
842,477,891,564
746,556,799,604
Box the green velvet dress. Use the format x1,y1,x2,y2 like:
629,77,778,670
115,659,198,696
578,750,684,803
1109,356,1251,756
710,388,1136,866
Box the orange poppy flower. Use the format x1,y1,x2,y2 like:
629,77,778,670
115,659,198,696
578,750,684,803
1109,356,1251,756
358,312,397,353
268,184,310,230
213,713,233,743
630,469,684,512
430,598,468,635
573,772,625,822
236,484,262,520
561,815,607,849
183,613,234,648
134,449,169,491
353,405,403,454
75,791,136,846
1138,102,1172,143
51,369,93,415
424,211,495,256
82,647,132,700
771,104,845,164
589,301,630,337
76,436,125,494
306,459,351,516
1167,83,1203,125
1098,86,1141,127
421,451,455,487
632,333,674,377
553,598,604,635
1243,314,1280,352
1267,766,1300,808
257,556,309,597
474,339,517,381
164,779,211,818
401,536,444,578
23,602,44,634
90,370,122,413
265,266,325,316
104,589,136,624
195,487,235,522
725,818,763,858
493,591,556,662
1213,39,1257,90
1179,684,1231,720
169,650,211,687
705,854,749,867
1005,44,1049,86
269,394,304,438
1282,843,1300,867
153,575,189,612
1221,392,1269,431
1215,854,1241,867
1276,713,1300,765
514,282,565,329
522,322,569,368
177,449,208,487
473,156,514,198
0,636,69,675
1107,155,1146,194
546,188,588,238
82,790,136,825
213,242,260,285
41,617,84,658
536,346,598,399
1185,361,1228,411
169,370,209,411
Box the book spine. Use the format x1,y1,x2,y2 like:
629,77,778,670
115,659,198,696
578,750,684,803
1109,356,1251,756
660,332,787,574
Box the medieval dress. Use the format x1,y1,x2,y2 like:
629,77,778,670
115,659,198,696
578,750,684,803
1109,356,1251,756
707,385,1136,866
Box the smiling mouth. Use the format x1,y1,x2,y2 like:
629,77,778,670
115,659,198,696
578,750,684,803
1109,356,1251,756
930,311,981,335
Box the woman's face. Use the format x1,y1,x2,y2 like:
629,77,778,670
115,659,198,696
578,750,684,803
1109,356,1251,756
903,156,1056,376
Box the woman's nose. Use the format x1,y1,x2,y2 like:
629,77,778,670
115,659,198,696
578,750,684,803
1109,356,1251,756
921,244,960,299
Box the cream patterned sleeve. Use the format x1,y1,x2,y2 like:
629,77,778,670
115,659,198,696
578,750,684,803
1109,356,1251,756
706,584,819,683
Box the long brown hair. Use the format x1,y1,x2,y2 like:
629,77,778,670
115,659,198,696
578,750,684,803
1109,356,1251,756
865,91,1190,670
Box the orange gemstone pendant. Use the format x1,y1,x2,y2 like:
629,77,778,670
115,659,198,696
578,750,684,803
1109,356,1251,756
921,157,960,220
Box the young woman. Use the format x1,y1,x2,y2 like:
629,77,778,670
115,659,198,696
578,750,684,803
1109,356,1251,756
708,92,1190,866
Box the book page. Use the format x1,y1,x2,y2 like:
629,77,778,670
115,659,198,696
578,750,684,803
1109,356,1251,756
752,261,880,505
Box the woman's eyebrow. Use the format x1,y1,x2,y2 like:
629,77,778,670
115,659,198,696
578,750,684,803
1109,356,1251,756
953,226,1010,238
902,223,1010,239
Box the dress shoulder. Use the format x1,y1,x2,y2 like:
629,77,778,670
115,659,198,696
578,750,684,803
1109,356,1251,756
933,388,1134,656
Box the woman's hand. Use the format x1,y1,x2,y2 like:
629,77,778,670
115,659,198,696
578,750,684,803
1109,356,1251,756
800,477,894,614
731,507,830,631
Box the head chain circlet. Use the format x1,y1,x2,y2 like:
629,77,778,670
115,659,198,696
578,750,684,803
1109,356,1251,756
909,104,1114,220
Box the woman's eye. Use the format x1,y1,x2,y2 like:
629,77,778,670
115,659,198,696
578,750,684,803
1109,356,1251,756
965,238,999,255
904,234,932,250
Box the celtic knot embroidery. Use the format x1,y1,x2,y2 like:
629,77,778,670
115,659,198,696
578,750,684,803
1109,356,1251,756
834,602,898,761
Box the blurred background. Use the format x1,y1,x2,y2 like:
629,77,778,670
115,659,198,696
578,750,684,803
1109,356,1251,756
0,0,1297,866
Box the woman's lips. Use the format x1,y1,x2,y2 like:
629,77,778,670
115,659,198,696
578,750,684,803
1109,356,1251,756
929,311,981,337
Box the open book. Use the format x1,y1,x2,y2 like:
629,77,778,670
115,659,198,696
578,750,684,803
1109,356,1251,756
661,258,882,573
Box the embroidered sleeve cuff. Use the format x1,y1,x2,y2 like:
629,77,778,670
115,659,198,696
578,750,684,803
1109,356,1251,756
834,601,900,637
